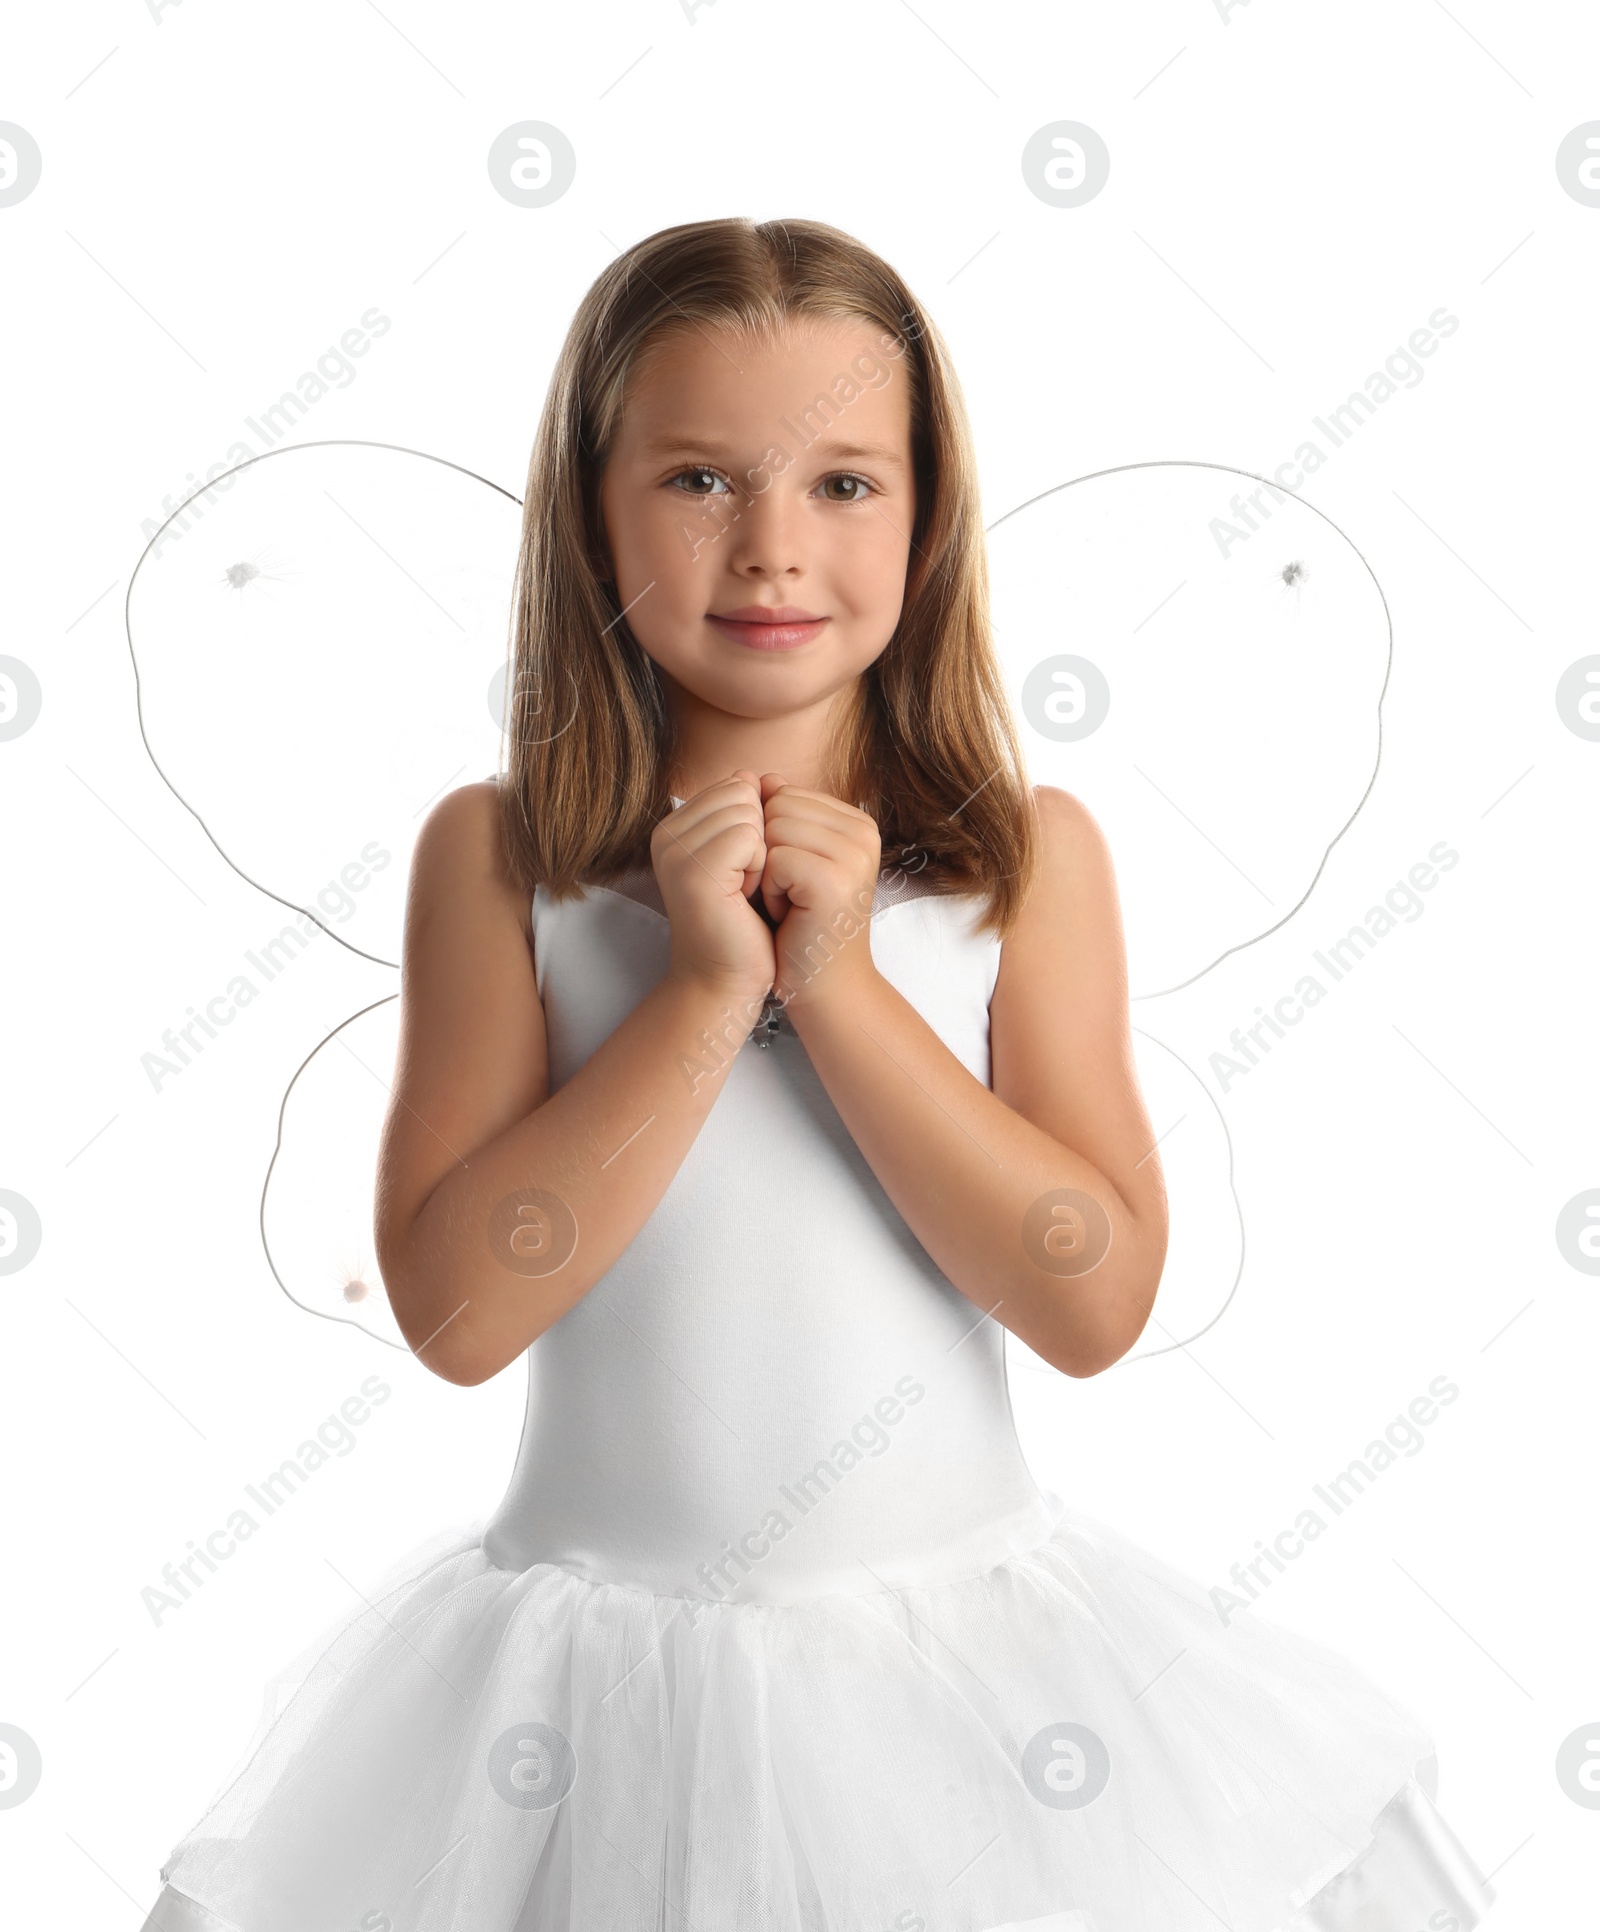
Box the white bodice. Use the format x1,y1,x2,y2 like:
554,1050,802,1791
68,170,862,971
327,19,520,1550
482,857,1060,1604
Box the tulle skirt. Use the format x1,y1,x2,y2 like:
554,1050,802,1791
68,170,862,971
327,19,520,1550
140,1495,1495,1932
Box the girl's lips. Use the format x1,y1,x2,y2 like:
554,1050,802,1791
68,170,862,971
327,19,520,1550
706,614,829,651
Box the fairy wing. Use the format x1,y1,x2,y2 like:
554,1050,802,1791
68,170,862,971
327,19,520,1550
987,462,1389,1362
127,441,523,1345
987,460,1389,998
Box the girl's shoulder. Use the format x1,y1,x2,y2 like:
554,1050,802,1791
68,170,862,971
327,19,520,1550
994,782,1122,988
412,778,532,932
1027,783,1106,868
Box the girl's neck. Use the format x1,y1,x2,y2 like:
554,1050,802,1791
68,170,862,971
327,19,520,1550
664,680,858,803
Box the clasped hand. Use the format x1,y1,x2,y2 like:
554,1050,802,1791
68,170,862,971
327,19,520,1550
651,769,881,1013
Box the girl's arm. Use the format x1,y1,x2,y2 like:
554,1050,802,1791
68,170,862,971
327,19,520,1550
785,785,1168,1379
372,781,765,1387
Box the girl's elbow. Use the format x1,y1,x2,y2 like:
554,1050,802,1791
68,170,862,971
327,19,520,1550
381,1256,485,1387
421,1340,493,1388
403,1298,563,1387
1051,1275,1164,1380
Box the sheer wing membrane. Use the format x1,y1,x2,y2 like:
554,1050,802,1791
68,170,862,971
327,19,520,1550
128,442,524,1341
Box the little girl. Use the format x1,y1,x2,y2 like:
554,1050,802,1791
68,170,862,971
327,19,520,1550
143,217,1496,1932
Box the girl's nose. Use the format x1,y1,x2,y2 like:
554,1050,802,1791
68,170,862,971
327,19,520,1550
718,485,808,576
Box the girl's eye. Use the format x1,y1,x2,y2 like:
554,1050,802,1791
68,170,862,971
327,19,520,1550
665,466,876,504
669,466,731,498
819,472,874,504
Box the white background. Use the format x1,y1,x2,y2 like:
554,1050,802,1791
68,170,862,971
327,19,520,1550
2,1,1595,1925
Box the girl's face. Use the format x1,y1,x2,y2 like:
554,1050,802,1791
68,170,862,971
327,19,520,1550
597,315,917,731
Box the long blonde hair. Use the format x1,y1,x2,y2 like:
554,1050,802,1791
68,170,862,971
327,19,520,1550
498,215,1037,938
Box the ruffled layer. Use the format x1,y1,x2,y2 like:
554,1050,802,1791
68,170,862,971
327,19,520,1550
141,1500,1496,1932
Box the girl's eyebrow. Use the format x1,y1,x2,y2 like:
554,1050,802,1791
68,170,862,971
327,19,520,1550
638,434,906,470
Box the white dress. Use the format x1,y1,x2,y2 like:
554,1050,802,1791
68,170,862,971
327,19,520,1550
141,844,1497,1932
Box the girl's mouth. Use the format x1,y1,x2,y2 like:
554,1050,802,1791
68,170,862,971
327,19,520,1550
706,607,828,651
